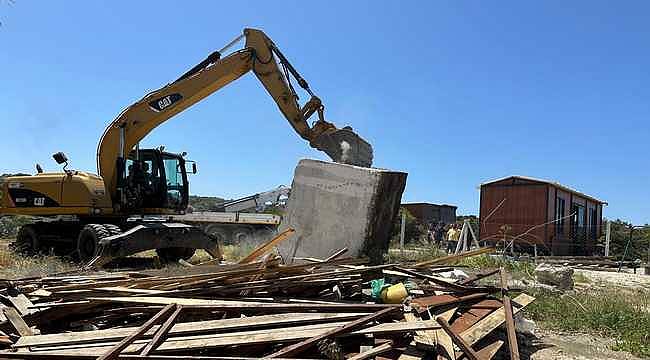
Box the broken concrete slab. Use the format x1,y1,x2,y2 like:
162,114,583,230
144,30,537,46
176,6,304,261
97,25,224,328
534,263,574,290
278,159,407,265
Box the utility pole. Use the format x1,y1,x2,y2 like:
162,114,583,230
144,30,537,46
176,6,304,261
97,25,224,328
604,221,611,257
399,210,406,251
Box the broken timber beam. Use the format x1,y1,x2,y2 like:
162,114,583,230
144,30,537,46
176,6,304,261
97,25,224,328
139,304,182,356
436,318,480,360
461,293,535,346
348,340,394,360
500,269,520,360
266,307,397,358
238,228,295,264
3,306,33,336
97,303,176,360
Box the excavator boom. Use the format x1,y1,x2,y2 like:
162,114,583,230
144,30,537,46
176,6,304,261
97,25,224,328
98,28,373,204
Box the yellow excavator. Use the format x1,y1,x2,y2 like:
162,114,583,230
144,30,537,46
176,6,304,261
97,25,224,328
0,28,373,265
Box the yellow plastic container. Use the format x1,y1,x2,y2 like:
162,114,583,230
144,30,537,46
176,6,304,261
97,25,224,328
380,282,408,304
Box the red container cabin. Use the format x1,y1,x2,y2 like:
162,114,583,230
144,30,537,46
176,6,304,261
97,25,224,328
479,176,607,255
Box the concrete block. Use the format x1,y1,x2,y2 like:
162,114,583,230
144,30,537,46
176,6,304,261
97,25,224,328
278,159,407,264
534,263,574,290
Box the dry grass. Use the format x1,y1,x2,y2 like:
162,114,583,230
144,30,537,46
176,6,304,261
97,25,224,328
221,243,260,262
0,238,76,279
527,287,650,358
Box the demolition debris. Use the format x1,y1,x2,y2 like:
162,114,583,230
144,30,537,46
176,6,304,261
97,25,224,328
0,243,534,359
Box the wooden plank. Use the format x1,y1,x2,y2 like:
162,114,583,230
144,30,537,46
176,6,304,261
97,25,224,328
436,318,480,360
0,353,312,360
396,347,427,360
260,307,396,358
238,228,295,264
86,296,398,311
3,307,33,336
411,293,487,312
6,293,34,315
500,269,520,360
403,312,434,350
16,315,435,351
139,304,182,355
432,307,457,360
95,287,168,295
348,340,393,360
97,304,176,360
25,320,440,355
414,247,495,268
461,293,535,346
502,296,520,360
458,340,504,360
450,300,502,333
16,312,369,348
0,304,7,323
323,247,349,262
28,289,52,297
394,267,474,292
459,268,500,285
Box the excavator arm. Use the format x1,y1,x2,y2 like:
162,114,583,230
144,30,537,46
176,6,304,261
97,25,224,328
97,28,372,203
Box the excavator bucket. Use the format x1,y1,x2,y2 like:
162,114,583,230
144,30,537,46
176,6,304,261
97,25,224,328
312,127,374,168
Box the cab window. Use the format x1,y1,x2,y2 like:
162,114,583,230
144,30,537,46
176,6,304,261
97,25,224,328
163,156,184,208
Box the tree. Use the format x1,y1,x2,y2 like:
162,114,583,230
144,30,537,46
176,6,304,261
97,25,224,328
600,219,650,260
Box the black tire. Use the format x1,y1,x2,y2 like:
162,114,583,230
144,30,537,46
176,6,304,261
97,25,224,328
156,247,196,263
205,225,231,245
233,226,254,245
103,224,122,237
76,224,110,262
14,225,40,256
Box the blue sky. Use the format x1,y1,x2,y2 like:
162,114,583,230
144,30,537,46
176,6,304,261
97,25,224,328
1,1,648,224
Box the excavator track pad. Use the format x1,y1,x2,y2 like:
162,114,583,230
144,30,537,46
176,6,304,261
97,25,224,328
312,127,374,168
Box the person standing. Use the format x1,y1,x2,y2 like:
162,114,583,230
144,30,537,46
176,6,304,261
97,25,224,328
446,224,458,252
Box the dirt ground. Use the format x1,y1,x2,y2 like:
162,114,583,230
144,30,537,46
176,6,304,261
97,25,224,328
521,268,649,360
575,268,650,291
524,329,645,360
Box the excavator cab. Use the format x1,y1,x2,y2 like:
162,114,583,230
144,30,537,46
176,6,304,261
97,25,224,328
122,149,190,212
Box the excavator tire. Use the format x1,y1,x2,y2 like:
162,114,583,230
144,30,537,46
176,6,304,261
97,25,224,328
156,247,196,264
233,226,255,245
14,225,41,256
205,224,231,245
103,224,122,237
77,224,110,262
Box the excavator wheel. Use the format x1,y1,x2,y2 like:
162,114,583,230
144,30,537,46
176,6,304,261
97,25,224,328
156,247,196,264
205,224,231,245
103,224,123,237
233,226,255,245
77,224,110,262
14,225,41,256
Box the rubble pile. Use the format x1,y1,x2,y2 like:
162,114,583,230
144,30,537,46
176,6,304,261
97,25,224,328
0,248,534,359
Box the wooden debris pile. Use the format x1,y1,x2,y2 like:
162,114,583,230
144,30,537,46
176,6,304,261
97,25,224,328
0,249,534,359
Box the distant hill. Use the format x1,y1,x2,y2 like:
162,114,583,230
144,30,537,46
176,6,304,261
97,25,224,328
188,195,228,211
